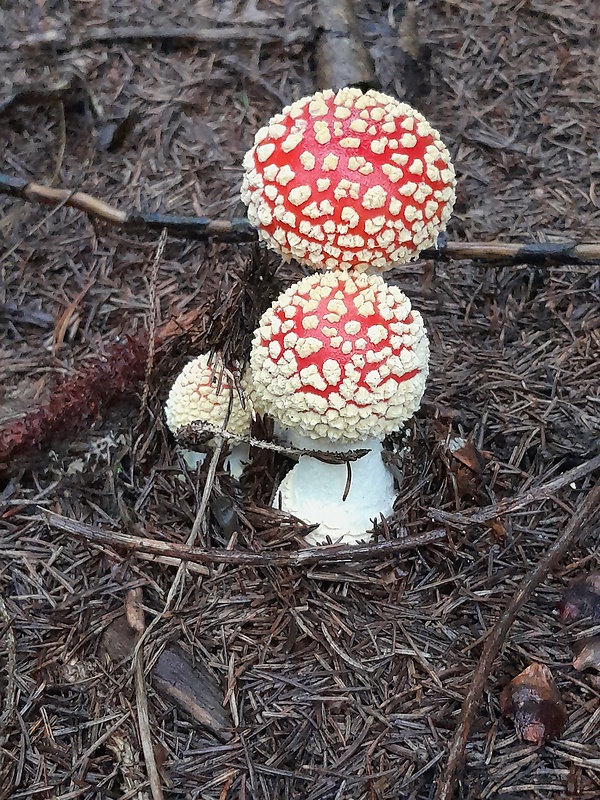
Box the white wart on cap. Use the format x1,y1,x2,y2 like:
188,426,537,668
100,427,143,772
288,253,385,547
241,87,455,273
249,271,429,442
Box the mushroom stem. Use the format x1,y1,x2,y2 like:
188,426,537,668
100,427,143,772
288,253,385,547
180,443,250,480
275,437,396,545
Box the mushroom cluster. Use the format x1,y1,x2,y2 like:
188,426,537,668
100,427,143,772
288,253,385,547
239,87,455,544
166,87,455,546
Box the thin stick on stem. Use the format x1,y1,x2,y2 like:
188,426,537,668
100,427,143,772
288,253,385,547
435,480,600,800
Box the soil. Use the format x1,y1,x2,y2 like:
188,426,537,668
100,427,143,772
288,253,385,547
1,1,599,799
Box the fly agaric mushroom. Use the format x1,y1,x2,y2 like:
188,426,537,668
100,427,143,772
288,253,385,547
165,353,252,478
248,270,429,544
241,86,455,273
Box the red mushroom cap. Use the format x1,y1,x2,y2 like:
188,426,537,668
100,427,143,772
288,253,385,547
248,271,429,442
241,87,455,273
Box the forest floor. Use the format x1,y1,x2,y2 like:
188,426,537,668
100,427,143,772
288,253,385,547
1,1,599,798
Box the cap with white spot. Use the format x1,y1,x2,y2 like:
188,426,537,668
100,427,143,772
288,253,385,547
241,87,456,273
248,271,429,442
165,354,252,437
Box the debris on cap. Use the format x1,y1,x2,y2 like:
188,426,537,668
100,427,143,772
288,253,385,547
241,87,455,273
249,270,429,442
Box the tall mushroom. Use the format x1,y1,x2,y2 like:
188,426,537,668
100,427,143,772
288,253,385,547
165,353,252,478
248,271,429,544
241,86,455,273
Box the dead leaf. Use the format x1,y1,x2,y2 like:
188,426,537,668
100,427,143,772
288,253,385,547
572,637,600,672
557,571,600,624
487,519,506,544
101,614,140,663
449,437,486,475
500,663,568,745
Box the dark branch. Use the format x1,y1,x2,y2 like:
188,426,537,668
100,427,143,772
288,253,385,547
2,174,598,266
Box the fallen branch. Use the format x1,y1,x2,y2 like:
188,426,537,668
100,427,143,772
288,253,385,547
2,174,598,266
314,0,377,90
435,479,600,800
428,452,600,527
12,24,310,51
43,510,446,566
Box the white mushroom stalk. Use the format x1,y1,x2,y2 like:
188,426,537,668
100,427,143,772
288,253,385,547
165,354,253,479
249,271,429,544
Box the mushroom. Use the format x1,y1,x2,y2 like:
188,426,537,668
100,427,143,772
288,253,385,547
165,353,252,478
241,86,455,273
248,270,429,544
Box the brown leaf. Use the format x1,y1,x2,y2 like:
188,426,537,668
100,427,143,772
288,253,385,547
101,588,145,662
487,519,506,544
572,637,600,672
500,663,568,745
101,614,140,663
557,571,600,624
449,438,486,475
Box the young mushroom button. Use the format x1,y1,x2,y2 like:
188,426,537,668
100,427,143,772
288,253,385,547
165,354,252,478
241,87,456,273
248,271,429,544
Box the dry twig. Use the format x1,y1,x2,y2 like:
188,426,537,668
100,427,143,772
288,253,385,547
178,420,369,464
435,479,600,800
429,452,600,526
12,24,310,50
43,510,446,566
128,587,164,800
2,173,599,265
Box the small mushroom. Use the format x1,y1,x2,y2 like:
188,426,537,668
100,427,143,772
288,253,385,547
165,354,252,478
248,270,429,544
241,86,455,273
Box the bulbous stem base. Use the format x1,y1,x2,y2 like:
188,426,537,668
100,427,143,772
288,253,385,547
274,437,397,545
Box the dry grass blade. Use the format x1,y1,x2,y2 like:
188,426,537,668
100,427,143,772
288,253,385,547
125,588,164,800
134,651,164,800
0,591,16,741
